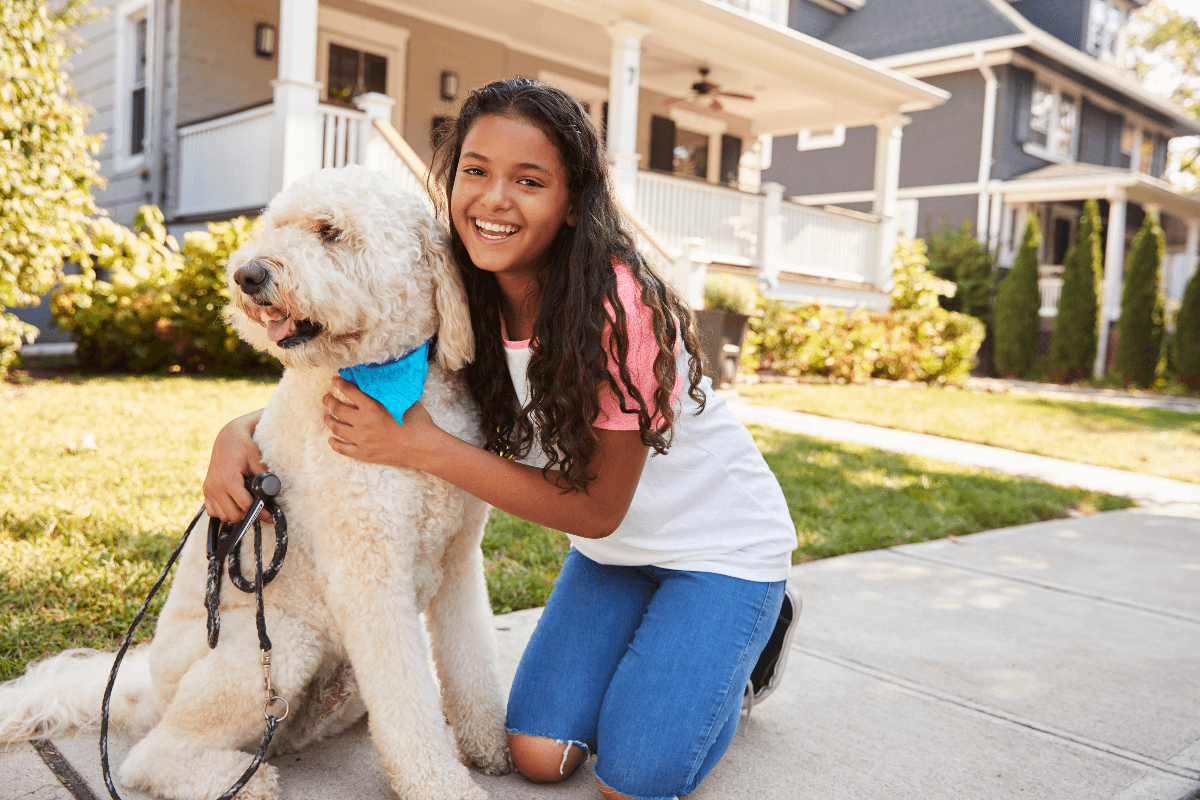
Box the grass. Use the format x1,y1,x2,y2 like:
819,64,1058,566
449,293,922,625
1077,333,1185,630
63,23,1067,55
1,370,1130,681
739,381,1200,484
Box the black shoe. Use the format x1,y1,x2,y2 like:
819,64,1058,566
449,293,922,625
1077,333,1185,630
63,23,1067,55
743,585,801,714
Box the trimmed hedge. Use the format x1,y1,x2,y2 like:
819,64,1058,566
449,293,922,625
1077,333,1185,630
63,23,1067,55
1113,211,1166,388
992,212,1042,378
1048,199,1103,383
51,206,275,374
744,240,984,385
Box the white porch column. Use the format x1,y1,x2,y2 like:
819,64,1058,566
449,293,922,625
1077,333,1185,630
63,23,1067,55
272,0,322,192
1184,219,1200,295
674,237,709,310
987,192,1003,253
354,92,397,173
758,182,785,292
1095,195,1127,378
872,114,909,289
606,21,650,208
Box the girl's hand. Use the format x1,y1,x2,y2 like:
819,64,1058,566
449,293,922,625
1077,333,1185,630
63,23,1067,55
203,409,268,523
323,377,441,469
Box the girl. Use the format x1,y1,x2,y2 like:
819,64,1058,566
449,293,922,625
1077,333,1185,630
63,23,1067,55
204,78,798,800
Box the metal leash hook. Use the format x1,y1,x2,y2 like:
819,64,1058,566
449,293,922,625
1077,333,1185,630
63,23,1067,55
262,649,290,722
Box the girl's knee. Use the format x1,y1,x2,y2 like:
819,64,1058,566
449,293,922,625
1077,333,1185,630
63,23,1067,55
509,733,587,783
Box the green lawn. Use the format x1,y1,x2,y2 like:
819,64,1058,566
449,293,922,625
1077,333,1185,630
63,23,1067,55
1,372,1129,680
740,381,1200,484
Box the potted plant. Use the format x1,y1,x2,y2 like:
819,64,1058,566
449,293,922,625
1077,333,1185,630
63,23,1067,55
696,273,757,388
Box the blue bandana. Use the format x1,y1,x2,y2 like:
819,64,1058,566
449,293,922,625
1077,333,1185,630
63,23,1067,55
338,340,430,425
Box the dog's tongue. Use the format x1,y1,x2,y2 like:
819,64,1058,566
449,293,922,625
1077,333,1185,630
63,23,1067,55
267,317,296,342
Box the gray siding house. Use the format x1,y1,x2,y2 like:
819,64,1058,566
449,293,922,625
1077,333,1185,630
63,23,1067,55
764,0,1200,375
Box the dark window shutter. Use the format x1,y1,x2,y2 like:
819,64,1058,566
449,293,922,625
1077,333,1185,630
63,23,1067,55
649,116,676,172
1012,67,1033,144
720,134,742,186
1105,112,1124,167
1151,135,1168,178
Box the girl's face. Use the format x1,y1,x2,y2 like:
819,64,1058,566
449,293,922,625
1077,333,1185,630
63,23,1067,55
451,113,577,284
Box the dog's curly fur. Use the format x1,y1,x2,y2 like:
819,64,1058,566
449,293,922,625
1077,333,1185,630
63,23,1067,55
0,166,511,800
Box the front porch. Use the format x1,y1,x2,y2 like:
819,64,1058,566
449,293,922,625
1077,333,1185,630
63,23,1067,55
159,0,946,309
985,163,1200,376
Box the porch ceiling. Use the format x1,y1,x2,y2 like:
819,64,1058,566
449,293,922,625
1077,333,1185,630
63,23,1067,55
996,163,1200,221
373,0,948,135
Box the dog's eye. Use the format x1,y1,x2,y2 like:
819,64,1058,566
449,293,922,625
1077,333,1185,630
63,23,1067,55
315,222,340,243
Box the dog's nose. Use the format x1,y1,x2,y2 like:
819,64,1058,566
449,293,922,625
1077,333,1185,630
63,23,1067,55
234,261,271,295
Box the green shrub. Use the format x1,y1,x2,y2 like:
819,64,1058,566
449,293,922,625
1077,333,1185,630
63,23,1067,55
926,221,995,325
992,213,1042,378
1048,199,1103,383
51,207,274,374
1114,211,1166,388
890,238,957,312
744,299,984,386
704,272,757,313
1174,268,1200,390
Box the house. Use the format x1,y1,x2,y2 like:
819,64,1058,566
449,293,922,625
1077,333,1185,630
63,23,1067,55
764,0,1200,376
14,0,950,350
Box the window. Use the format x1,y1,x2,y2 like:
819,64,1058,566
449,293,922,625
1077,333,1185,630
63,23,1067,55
673,129,708,179
1087,0,1127,60
326,43,386,107
1029,82,1054,146
1019,75,1082,161
114,0,151,169
1051,93,1079,157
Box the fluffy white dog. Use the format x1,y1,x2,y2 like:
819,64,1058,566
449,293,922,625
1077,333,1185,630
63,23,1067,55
0,166,510,800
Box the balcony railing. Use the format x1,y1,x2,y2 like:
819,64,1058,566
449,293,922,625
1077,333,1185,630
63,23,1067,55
1038,265,1064,317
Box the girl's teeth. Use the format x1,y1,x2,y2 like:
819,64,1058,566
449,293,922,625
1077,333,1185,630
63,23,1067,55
476,219,518,239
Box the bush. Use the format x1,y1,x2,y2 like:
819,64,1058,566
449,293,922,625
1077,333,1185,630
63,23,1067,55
992,212,1042,378
1114,211,1166,388
890,238,957,312
745,300,984,386
1048,199,1103,383
926,221,995,325
51,207,274,374
703,272,757,313
1174,268,1200,390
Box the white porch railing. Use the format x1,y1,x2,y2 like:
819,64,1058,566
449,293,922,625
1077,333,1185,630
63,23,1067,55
177,103,275,217
177,101,427,218
633,171,879,285
1038,266,1064,317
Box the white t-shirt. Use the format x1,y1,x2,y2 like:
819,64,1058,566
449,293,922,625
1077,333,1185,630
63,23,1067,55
501,265,796,582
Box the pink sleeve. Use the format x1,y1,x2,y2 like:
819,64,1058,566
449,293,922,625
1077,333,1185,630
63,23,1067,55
595,265,683,430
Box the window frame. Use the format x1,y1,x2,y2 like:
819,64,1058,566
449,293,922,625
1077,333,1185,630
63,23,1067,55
112,0,152,172
1020,73,1083,164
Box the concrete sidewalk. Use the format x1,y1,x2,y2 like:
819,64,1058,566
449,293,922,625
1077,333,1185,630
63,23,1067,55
6,404,1199,800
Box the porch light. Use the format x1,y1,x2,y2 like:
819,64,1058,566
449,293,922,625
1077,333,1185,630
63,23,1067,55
440,71,459,101
255,23,276,59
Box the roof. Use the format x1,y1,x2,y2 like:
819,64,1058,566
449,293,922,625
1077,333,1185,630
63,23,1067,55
996,162,1200,218
820,0,1021,60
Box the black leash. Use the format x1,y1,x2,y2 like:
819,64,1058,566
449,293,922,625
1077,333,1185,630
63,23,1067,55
100,473,289,800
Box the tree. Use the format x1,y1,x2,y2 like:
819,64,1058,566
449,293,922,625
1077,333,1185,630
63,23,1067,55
926,220,995,327
0,0,102,377
1114,212,1167,387
992,213,1042,379
1048,199,1104,383
1174,267,1200,390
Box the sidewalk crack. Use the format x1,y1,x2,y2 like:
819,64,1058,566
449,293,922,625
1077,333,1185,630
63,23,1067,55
31,740,98,800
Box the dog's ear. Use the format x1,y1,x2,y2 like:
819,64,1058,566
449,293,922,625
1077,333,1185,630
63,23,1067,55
421,218,474,371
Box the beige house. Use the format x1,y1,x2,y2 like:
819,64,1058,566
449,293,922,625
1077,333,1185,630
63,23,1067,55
62,0,948,321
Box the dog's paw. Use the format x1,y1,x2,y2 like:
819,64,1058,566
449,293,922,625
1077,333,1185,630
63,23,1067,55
462,737,511,776
232,762,280,800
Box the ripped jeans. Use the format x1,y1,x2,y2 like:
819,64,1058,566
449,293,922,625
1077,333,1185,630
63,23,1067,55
506,548,786,800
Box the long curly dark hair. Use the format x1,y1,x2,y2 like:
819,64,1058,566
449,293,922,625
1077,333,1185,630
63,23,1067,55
429,77,705,491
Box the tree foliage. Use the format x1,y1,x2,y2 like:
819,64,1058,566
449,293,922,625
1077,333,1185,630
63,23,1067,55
926,220,995,326
1174,267,1200,390
0,0,103,375
1048,199,1104,383
890,238,956,312
1114,211,1167,387
991,213,1042,379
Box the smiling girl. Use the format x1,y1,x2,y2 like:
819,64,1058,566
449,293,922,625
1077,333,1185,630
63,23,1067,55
205,78,798,800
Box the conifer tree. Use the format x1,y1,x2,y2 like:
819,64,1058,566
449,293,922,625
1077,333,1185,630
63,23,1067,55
1114,211,1166,387
1048,199,1103,383
1171,264,1200,390
992,212,1042,378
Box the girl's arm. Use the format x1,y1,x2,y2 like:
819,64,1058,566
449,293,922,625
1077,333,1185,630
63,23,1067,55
323,378,648,539
203,408,269,522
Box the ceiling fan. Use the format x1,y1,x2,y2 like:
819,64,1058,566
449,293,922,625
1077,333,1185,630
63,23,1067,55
672,67,756,112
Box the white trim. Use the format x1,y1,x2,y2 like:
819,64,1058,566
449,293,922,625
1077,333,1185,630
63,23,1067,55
316,7,409,131
791,181,982,206
538,70,608,132
874,35,1032,71
668,106,727,136
797,125,846,151
112,0,151,172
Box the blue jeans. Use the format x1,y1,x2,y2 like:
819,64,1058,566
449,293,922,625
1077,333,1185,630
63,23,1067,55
507,548,786,800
